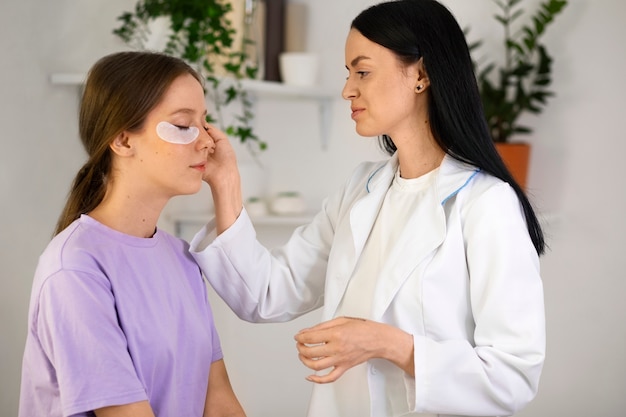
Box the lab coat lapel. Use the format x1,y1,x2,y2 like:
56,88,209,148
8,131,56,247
325,159,396,319
371,185,446,319
371,155,480,319
349,181,390,259
325,155,479,320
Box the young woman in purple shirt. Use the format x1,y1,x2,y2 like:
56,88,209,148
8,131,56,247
19,51,245,417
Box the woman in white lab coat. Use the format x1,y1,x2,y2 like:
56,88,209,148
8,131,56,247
195,1,546,416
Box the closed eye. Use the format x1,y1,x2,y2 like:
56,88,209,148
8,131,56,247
345,71,369,80
174,125,190,130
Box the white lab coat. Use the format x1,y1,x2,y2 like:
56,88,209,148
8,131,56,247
190,154,545,417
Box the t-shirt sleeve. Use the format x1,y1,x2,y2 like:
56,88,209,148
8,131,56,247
36,270,148,416
210,318,223,363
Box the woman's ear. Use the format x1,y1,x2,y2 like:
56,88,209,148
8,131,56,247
109,131,134,157
414,57,430,93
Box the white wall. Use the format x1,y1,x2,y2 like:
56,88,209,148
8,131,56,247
1,0,625,416
0,0,136,413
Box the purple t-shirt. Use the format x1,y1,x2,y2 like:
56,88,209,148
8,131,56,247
19,215,223,416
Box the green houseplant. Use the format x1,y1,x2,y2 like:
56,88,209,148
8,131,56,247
468,0,567,186
113,0,267,154
471,0,568,143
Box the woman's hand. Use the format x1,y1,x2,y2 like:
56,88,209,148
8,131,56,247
202,125,243,234
294,317,415,384
202,125,238,188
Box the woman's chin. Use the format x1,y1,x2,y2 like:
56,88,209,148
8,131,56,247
357,130,383,139
179,184,203,197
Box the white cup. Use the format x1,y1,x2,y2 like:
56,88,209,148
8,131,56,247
279,52,318,87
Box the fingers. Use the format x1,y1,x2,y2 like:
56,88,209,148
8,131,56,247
296,316,362,338
294,326,350,384
296,338,337,382
294,328,327,346
205,124,228,143
296,344,347,384
296,339,329,361
202,125,237,178
297,349,333,371
294,317,378,384
202,125,229,157
295,317,367,347
304,366,347,384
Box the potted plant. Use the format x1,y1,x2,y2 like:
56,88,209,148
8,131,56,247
113,0,267,155
469,0,568,187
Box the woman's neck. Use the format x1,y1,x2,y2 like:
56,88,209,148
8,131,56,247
395,133,445,179
88,186,167,238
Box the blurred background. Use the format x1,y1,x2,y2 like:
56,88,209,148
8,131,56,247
1,0,625,415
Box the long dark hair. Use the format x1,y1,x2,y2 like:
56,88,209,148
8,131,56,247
352,0,545,255
54,51,202,235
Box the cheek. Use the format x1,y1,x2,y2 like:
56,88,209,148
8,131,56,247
367,80,399,112
144,142,184,165
382,85,417,118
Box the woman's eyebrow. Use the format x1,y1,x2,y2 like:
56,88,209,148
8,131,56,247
346,55,371,69
168,108,208,117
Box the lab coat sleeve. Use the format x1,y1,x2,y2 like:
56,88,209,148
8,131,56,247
412,182,545,416
189,200,337,323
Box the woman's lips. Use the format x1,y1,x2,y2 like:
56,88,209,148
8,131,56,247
351,107,364,119
191,162,206,172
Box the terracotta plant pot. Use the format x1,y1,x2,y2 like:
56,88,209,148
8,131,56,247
495,142,531,189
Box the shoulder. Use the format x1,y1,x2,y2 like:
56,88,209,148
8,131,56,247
438,156,514,206
343,156,396,195
351,158,392,185
33,219,112,296
41,216,127,270
29,224,116,332
460,170,517,209
37,219,92,278
441,161,526,230
314,156,393,214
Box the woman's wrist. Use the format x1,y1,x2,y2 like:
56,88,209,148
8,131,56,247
208,171,242,234
378,323,415,376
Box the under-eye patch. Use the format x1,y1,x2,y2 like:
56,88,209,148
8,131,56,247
156,121,200,144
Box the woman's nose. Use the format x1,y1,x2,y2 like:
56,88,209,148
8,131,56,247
196,126,215,151
342,80,357,101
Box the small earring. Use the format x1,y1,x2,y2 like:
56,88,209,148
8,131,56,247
416,85,424,91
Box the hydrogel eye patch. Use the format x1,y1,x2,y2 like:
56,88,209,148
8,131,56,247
156,121,200,144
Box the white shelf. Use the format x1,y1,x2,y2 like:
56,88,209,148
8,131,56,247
251,214,314,226
236,78,335,148
168,211,314,237
50,72,334,98
240,78,334,100
170,211,313,225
